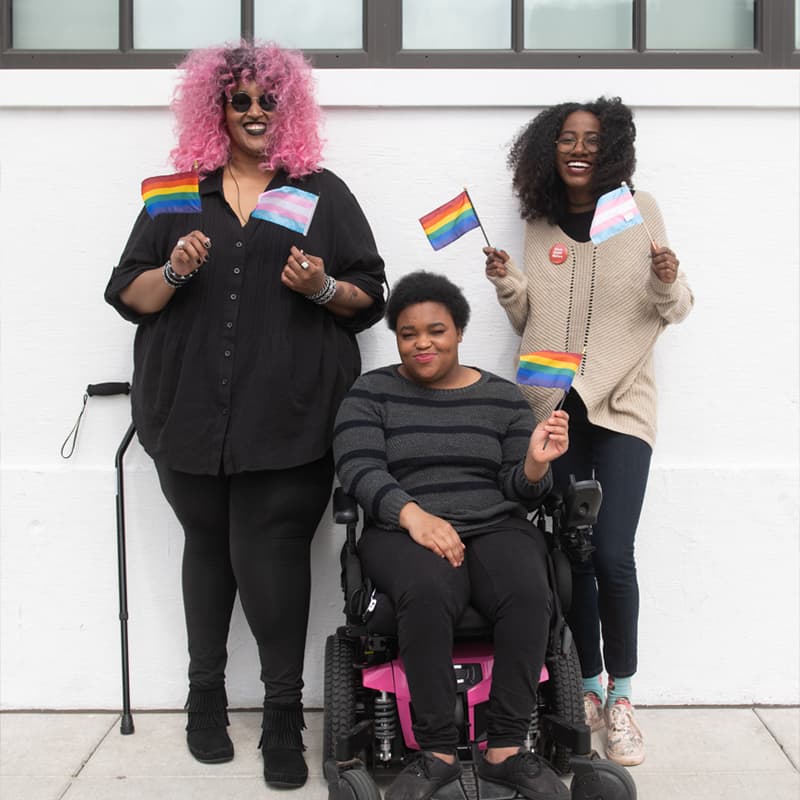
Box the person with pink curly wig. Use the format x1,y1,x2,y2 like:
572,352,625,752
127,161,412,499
105,41,385,790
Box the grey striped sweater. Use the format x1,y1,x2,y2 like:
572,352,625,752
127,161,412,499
332,366,552,534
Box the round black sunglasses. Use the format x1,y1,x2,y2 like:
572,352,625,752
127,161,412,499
228,91,277,113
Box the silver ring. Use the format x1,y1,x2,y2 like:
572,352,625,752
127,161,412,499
177,239,186,249
300,260,309,270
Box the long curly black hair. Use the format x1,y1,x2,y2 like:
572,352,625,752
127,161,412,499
508,96,637,223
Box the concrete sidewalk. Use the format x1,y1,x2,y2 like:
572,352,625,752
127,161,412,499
1,707,798,799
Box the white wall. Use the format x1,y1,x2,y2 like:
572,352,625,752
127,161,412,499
1,69,798,710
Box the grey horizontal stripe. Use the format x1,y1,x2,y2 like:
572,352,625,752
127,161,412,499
408,480,497,496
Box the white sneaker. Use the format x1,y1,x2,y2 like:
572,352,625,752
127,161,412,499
583,692,605,732
604,699,645,766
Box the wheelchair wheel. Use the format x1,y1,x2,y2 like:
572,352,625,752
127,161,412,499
323,633,359,762
537,637,584,774
570,756,637,800
340,766,382,800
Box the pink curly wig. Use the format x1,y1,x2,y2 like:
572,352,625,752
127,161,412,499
170,41,323,178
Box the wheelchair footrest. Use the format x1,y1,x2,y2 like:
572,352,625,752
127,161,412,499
540,712,592,756
430,764,533,800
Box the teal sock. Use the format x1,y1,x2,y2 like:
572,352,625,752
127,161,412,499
582,674,604,703
607,675,632,705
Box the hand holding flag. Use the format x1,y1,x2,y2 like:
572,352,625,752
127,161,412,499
649,241,681,284
528,409,570,462
484,246,511,279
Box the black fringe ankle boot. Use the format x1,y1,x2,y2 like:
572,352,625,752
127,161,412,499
259,701,308,788
185,686,234,764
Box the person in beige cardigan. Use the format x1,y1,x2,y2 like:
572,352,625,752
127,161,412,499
484,97,693,768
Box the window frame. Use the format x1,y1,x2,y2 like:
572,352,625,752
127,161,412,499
0,0,797,69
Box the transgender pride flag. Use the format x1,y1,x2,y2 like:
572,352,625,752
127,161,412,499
589,183,644,244
253,186,319,235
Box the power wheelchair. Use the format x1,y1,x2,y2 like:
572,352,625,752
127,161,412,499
323,476,637,800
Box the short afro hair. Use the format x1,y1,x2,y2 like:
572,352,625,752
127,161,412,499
385,271,471,332
508,96,637,224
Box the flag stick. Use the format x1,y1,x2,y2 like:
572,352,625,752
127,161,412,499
542,390,568,451
621,181,656,246
463,187,491,248
640,217,656,246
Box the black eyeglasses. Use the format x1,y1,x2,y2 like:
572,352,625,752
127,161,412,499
555,134,601,153
228,91,277,113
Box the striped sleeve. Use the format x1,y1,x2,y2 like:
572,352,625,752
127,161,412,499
497,387,553,509
332,376,415,527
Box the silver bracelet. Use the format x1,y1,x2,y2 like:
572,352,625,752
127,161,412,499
163,260,197,288
307,274,337,305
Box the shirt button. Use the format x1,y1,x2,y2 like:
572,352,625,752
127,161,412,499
230,293,238,300
226,321,233,329
221,378,229,385
224,349,231,357
233,267,241,274
235,241,243,248
221,407,229,415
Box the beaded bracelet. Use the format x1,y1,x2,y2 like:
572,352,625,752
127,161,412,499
306,274,337,305
163,260,198,289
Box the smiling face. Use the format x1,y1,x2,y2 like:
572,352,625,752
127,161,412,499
555,110,602,209
224,80,276,163
396,301,463,389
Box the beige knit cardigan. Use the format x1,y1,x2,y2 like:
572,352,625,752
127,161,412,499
489,191,694,448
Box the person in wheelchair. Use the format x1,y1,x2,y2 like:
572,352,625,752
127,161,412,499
332,271,571,800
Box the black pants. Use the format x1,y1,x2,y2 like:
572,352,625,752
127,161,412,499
551,390,652,680
358,518,552,751
155,453,334,703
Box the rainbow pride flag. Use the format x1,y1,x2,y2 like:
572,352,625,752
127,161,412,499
141,171,201,218
252,186,319,235
589,184,644,244
419,191,480,251
516,351,582,391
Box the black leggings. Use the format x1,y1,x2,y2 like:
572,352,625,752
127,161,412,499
358,518,552,751
155,453,334,703
551,390,652,680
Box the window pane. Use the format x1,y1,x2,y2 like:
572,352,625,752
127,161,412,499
796,0,800,49
524,0,631,50
403,0,511,50
647,0,755,49
12,0,117,49
255,0,362,49
134,0,240,49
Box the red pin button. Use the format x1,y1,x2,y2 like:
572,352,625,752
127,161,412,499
549,243,569,264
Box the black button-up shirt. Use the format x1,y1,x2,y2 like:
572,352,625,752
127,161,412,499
105,168,386,475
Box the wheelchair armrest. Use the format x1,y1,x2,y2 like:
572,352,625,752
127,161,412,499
333,487,359,525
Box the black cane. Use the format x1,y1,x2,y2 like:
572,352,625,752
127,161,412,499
86,382,136,735
114,420,136,734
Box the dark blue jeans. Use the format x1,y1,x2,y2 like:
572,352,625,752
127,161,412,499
155,452,334,702
552,391,652,680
